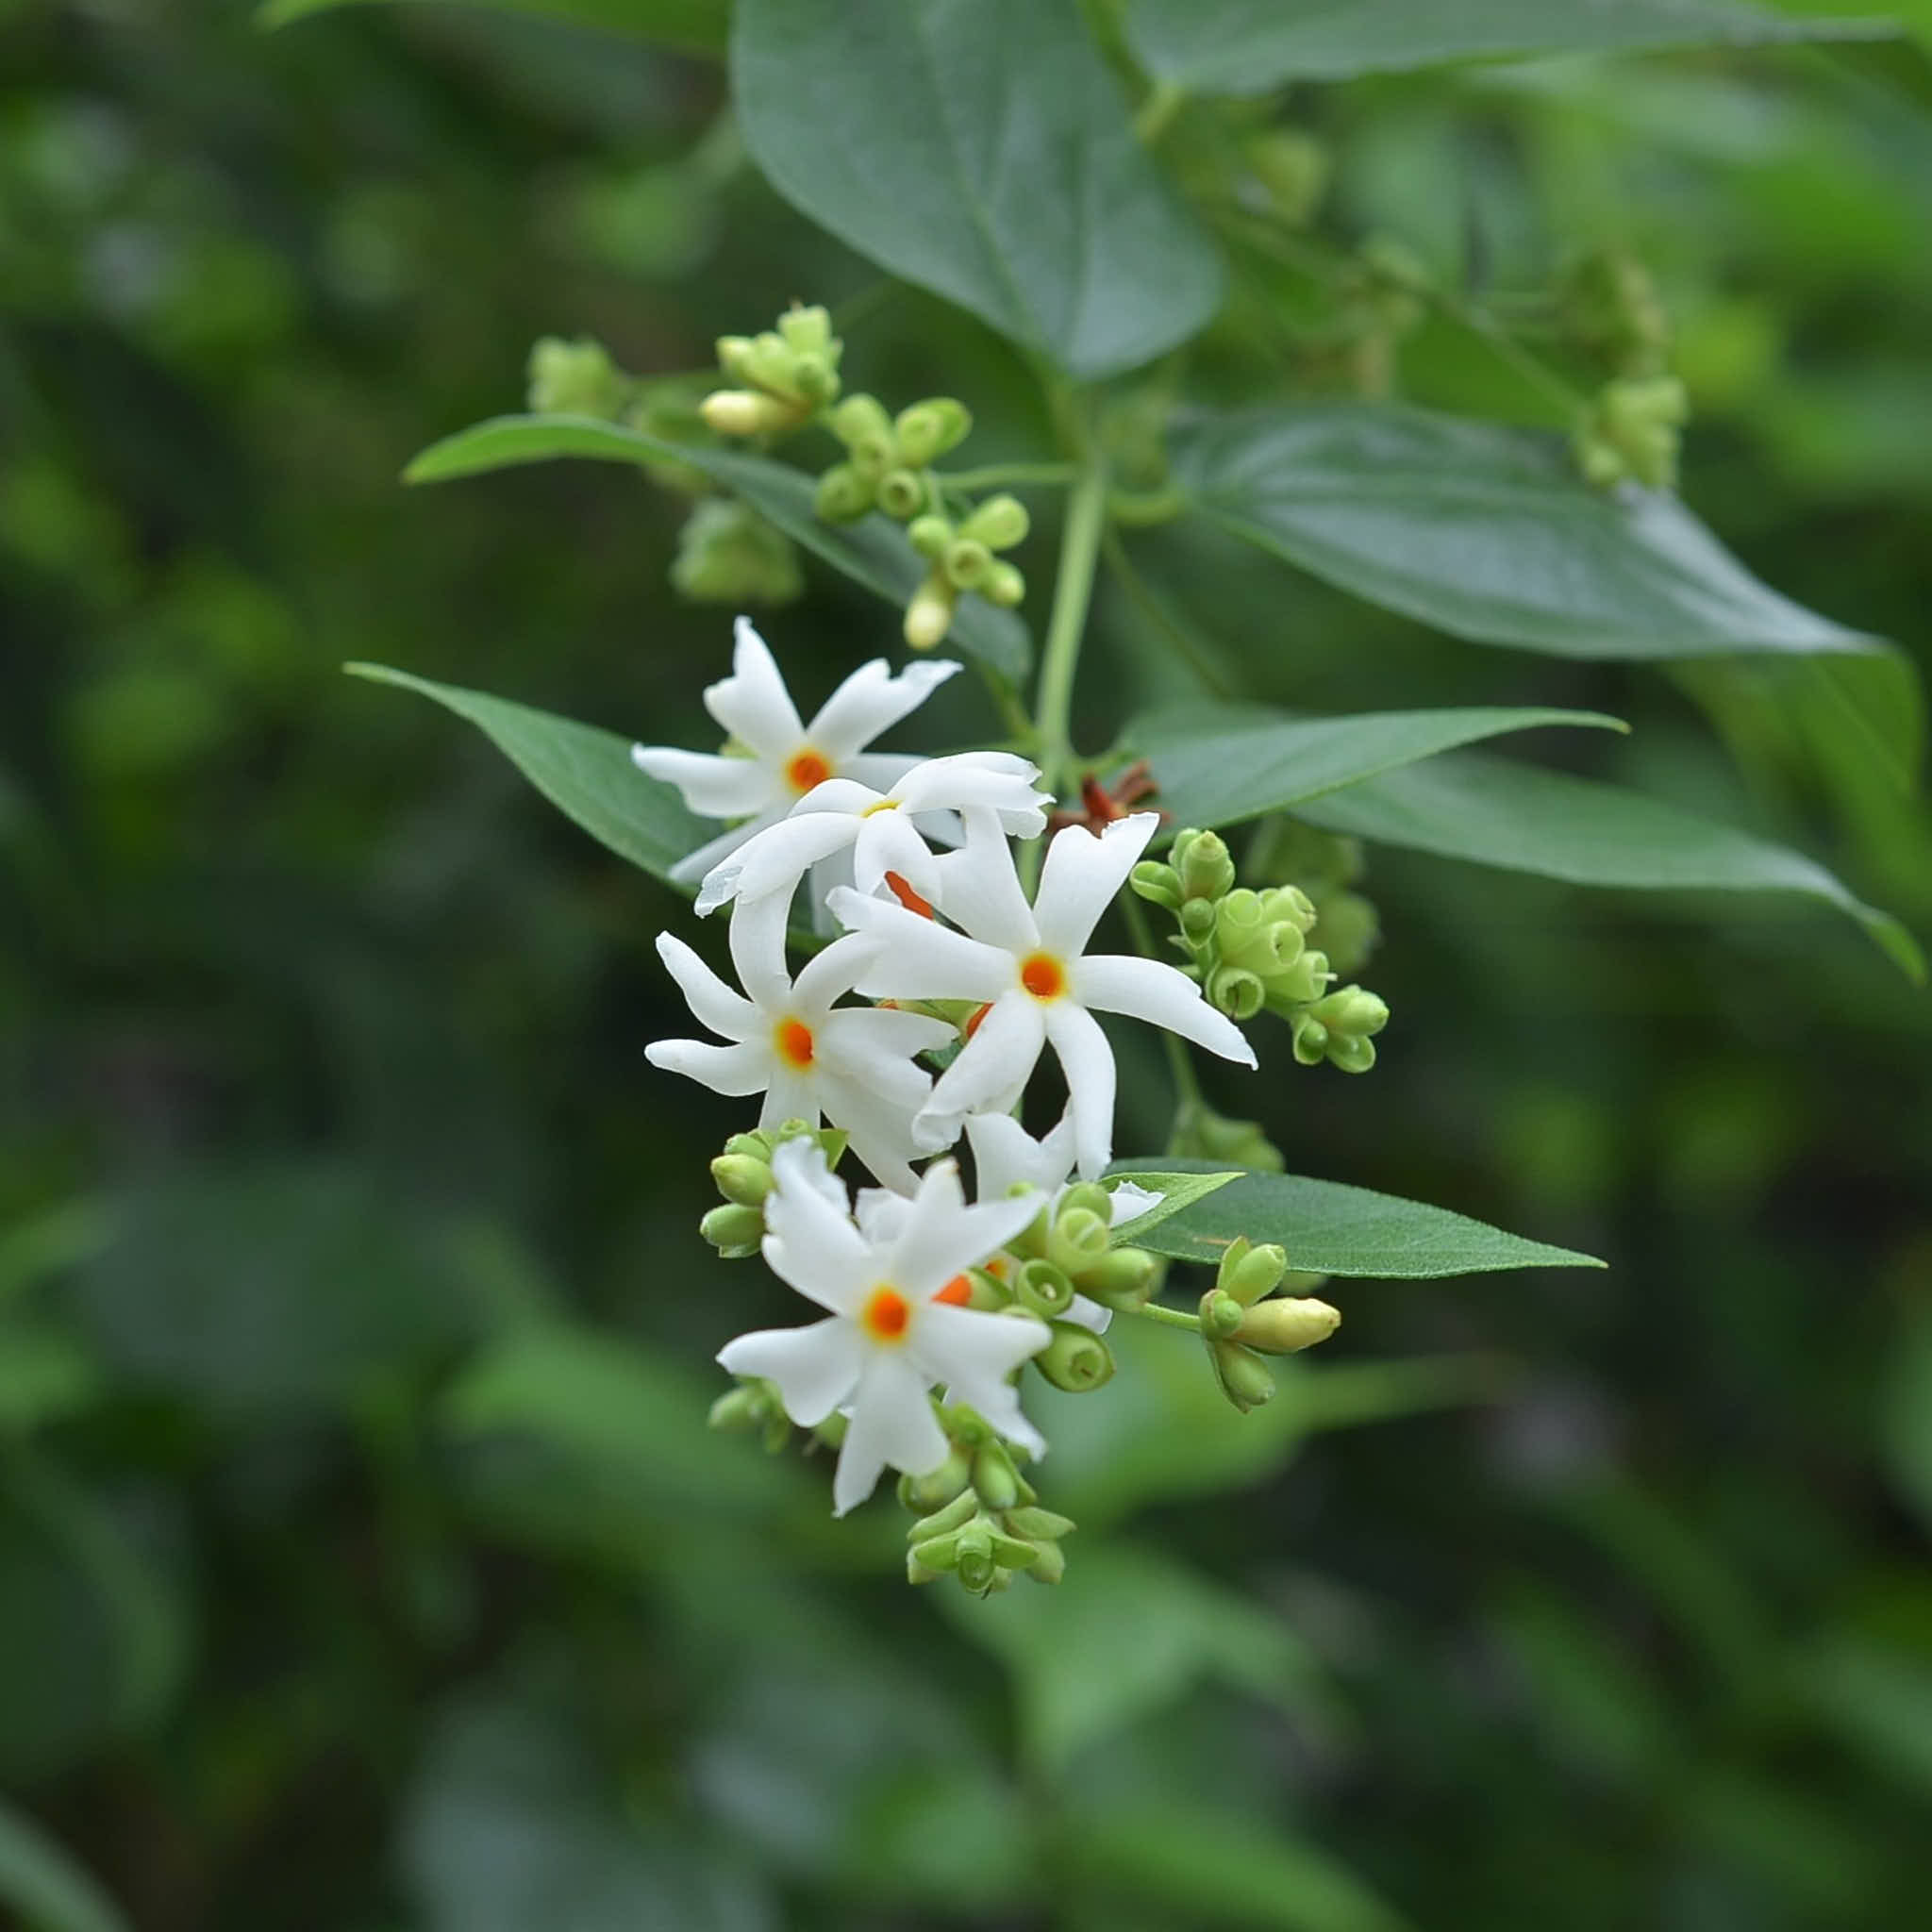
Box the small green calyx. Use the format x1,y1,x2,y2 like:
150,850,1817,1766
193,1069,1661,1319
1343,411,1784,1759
708,1376,796,1455
899,1406,1076,1595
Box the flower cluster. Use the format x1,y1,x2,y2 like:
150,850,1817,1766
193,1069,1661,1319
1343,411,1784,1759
633,620,1283,1577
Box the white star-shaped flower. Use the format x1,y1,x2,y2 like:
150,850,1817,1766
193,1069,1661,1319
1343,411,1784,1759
632,615,960,885
644,897,953,1192
718,1141,1051,1515
830,812,1257,1178
692,751,1051,920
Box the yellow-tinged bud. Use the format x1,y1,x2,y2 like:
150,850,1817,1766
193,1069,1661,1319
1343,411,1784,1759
699,389,773,439
984,560,1026,608
1236,1294,1342,1355
961,492,1028,550
742,330,794,394
908,514,954,560
813,462,874,523
709,1152,772,1207
1314,985,1389,1039
876,467,927,521
893,397,972,466
941,536,993,591
903,572,957,650
1035,1322,1115,1392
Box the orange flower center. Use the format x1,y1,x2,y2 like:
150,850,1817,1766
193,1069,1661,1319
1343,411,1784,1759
862,1285,910,1341
885,871,934,918
935,1274,973,1306
785,747,832,793
1019,952,1065,1001
774,1018,815,1068
964,1001,992,1038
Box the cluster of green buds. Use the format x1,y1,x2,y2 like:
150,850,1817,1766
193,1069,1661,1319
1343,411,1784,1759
900,1407,1074,1594
1133,826,1391,1072
1197,1237,1341,1412
699,304,843,439
670,497,805,605
1559,249,1689,491
527,334,633,421
1169,1099,1285,1174
1247,821,1380,978
701,1120,849,1258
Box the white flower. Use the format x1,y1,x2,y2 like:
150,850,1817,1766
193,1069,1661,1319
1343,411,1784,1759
644,896,953,1192
959,1111,1162,1337
718,1141,1051,1515
830,812,1257,1178
692,750,1051,920
631,615,960,885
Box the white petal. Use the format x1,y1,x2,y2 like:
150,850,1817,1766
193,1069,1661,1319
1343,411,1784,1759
1073,954,1258,1066
631,745,781,822
1043,1001,1119,1179
757,1067,820,1135
887,1159,1046,1299
717,1318,862,1427
711,812,860,910
655,931,757,1038
672,817,775,888
643,1038,772,1096
891,751,1048,822
787,931,883,1017
915,995,1047,1152
1106,1179,1163,1227
761,1140,872,1313
817,1001,953,1064
837,1113,926,1196
1032,811,1161,958
842,751,921,792
1064,1292,1113,1335
807,656,961,761
833,1352,947,1515
705,616,805,760
929,813,1039,953
851,808,941,904
969,1381,1048,1460
725,890,798,1013
962,1112,1072,1201
910,1301,1051,1395
854,1188,912,1241
828,890,1015,1004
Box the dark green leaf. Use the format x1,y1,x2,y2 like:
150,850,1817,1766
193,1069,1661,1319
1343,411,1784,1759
1174,404,1888,662
1298,751,1924,980
732,0,1223,377
1129,700,1624,834
404,414,1031,681
1104,1168,1241,1243
347,663,707,885
1109,1162,1603,1274
0,1798,132,1932
1124,0,1892,92
259,0,729,55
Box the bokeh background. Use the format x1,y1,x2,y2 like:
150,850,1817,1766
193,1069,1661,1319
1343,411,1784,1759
5,3,1931,1928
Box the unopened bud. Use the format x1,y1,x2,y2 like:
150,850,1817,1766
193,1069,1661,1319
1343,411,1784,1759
789,350,839,404
1035,1321,1115,1393
899,1451,973,1512
1327,1034,1377,1074
983,560,1025,608
961,492,1028,550
1266,947,1332,1006
699,1202,765,1257
1176,828,1237,902
830,393,896,473
813,462,874,523
903,573,957,651
910,1488,983,1541
941,536,993,591
1314,985,1389,1038
907,513,953,560
741,330,795,394
1178,897,1218,945
526,336,626,419
876,467,927,521
972,1443,1021,1512
1080,1245,1158,1309
776,303,833,356
708,1386,761,1431
1200,1287,1246,1339
1218,1238,1289,1307
1291,1016,1329,1066
709,1152,772,1207
1007,1504,1076,1541
714,334,758,382
699,389,773,439
1236,1295,1341,1355
1207,1338,1276,1412
1243,128,1330,227
1131,860,1183,909
893,397,971,466
1025,1539,1066,1584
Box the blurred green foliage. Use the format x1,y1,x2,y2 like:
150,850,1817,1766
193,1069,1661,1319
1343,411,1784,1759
3,3,1930,1929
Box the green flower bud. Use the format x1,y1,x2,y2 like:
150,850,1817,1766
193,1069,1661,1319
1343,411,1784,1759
1200,1286,1246,1339
1047,1207,1112,1275
908,1550,941,1586
1236,1294,1341,1355
1258,883,1320,932
893,397,972,466
983,560,1026,608
1002,1194,1050,1261
1220,1238,1290,1307
1171,1102,1285,1174
899,1451,973,1512
1080,1245,1158,1310
961,492,1029,550
709,1151,772,1208
961,1265,1011,1311
1014,1257,1076,1320
813,461,874,524
1177,828,1236,902
1314,985,1389,1039
776,303,833,356
1309,889,1377,976
1007,1504,1076,1541
1327,1034,1377,1074
671,499,805,606
876,467,927,521
1131,860,1183,910
1265,948,1332,1007
788,350,839,405
708,1385,761,1431
830,393,896,473
699,1202,765,1257
991,1529,1041,1570
1242,128,1330,227
1207,1337,1276,1413
699,389,781,439
972,1443,1021,1512
954,1524,999,1595
526,336,628,419
907,513,954,560
714,334,758,382
941,536,993,591
910,1489,983,1541
721,1130,770,1162
911,1528,964,1572
1026,1539,1066,1584
742,330,795,394
1034,1321,1115,1393
1291,1016,1329,1067
1178,896,1218,946
903,572,957,651
1207,964,1265,1022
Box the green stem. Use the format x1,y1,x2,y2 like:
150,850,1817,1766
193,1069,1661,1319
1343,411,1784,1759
1032,441,1109,804
1134,79,1188,142
1124,1299,1202,1333
939,460,1076,491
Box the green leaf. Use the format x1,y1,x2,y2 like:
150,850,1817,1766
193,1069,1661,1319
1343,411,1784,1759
0,1322,104,1432
258,0,729,55
1174,404,1889,663
939,1544,1324,1775
405,413,1031,681
731,0,1223,378
1104,1168,1241,1244
1108,1162,1602,1274
0,1798,131,1932
1124,0,1892,92
1128,700,1625,835
346,663,708,885
1066,1804,1412,1932
1298,751,1924,981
